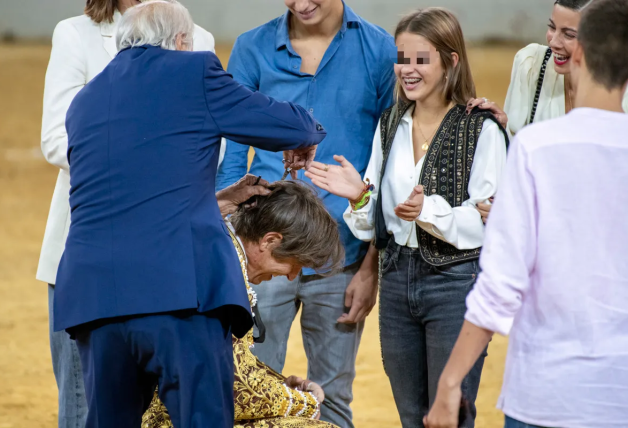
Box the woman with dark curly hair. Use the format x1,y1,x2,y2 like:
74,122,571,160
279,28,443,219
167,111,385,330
469,0,628,223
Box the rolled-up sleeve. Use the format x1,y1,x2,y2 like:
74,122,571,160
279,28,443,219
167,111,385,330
465,133,537,336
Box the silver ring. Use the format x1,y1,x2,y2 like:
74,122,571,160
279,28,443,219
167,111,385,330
482,97,489,104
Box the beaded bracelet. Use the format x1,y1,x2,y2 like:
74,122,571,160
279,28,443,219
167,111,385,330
352,191,372,211
350,179,375,211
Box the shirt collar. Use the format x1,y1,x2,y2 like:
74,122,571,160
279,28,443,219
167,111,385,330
275,0,360,51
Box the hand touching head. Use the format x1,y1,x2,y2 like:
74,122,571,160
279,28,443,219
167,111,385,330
231,181,344,284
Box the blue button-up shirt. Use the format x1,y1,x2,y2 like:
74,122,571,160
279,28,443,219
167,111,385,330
217,3,395,274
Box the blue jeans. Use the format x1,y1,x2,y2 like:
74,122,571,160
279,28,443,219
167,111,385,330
379,242,486,428
505,416,551,428
250,263,363,428
48,285,88,428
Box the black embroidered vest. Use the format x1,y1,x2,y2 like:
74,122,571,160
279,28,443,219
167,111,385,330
374,101,509,266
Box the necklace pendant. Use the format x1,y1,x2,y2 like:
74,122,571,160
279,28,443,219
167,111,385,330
421,142,430,151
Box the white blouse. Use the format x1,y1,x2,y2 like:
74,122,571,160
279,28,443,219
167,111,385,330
344,106,508,250
504,43,628,136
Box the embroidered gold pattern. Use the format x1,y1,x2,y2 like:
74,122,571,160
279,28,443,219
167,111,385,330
417,105,486,266
141,227,334,428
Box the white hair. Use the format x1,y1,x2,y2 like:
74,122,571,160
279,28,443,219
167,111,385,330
116,0,194,52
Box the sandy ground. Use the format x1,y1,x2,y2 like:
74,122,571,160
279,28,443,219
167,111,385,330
0,43,520,428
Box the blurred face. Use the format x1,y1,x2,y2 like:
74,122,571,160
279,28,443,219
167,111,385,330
284,0,336,26
546,4,581,75
242,233,303,285
395,32,451,104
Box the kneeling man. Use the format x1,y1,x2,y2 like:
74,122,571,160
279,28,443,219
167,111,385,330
145,180,345,428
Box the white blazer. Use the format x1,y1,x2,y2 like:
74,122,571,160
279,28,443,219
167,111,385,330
37,11,216,285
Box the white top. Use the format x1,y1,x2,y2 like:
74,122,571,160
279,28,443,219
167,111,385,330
504,43,628,136
37,12,215,285
344,106,508,249
465,108,628,427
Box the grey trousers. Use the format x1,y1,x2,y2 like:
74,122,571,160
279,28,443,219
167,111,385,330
250,263,364,428
48,284,88,428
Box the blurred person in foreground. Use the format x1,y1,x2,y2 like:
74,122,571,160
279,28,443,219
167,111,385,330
216,2,396,424
143,181,344,428
37,0,215,426
425,0,628,427
52,1,325,427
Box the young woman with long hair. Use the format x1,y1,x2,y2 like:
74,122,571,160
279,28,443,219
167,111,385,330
305,8,509,427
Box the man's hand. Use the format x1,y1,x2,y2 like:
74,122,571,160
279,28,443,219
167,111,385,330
423,382,462,428
284,146,318,179
338,245,378,324
216,174,271,217
466,97,508,129
477,197,494,224
394,185,424,221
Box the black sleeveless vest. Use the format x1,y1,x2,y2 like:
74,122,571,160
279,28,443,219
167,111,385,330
374,101,509,266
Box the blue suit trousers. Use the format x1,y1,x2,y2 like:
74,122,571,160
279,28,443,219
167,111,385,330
74,311,233,428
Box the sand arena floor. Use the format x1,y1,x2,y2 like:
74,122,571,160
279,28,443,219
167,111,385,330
0,43,521,427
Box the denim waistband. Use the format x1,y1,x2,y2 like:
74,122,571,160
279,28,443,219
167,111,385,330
386,239,421,255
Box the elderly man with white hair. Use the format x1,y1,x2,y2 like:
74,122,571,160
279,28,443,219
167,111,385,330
39,1,215,426
52,1,326,427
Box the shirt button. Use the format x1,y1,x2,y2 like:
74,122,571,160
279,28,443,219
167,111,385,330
293,65,298,69
309,108,314,113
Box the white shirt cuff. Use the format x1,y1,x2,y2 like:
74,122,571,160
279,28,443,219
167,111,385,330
417,195,437,223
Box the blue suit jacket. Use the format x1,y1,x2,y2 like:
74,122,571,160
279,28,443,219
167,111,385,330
54,45,326,336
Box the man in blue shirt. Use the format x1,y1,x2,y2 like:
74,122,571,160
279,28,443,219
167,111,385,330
216,1,394,425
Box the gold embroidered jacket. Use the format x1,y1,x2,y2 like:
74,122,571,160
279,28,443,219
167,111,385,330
142,228,336,428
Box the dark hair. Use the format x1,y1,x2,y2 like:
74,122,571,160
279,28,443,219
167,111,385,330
85,0,118,24
554,0,593,11
230,181,345,274
578,0,628,90
394,8,476,105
